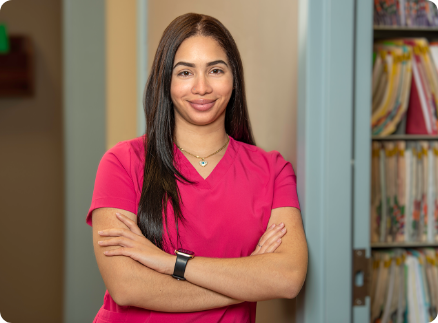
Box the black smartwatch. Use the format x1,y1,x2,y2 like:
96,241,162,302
172,248,195,281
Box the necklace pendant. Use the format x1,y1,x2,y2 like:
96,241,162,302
199,160,208,167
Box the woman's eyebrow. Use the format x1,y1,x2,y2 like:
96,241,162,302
173,60,229,69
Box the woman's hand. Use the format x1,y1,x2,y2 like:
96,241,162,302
97,212,176,275
250,222,286,256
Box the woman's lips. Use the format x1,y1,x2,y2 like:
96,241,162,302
188,99,216,111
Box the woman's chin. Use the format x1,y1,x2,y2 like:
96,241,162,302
186,114,221,127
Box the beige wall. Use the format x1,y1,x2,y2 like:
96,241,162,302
106,0,138,149
0,1,64,322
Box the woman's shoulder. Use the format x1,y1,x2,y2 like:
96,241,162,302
102,135,145,166
233,138,286,164
232,137,295,178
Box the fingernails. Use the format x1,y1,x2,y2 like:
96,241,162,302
281,228,286,233
278,223,284,228
277,238,282,242
116,213,121,217
98,241,102,244
98,231,103,234
271,224,276,228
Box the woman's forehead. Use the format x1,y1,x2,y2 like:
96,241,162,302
174,36,228,65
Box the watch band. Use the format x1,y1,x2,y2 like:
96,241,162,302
172,253,190,280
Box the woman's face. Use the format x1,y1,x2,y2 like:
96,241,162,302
170,35,234,127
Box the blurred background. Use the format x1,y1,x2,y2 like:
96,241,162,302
3,0,438,322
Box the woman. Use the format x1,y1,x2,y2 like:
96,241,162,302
87,12,308,323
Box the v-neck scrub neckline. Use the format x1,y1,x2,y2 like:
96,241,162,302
173,135,239,189
86,134,300,323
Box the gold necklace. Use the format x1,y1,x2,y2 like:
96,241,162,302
175,135,230,167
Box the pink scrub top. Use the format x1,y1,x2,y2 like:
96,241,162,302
86,135,300,323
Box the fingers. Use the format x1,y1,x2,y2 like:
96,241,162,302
251,223,287,256
98,236,135,248
264,237,282,253
251,224,276,255
259,224,287,254
115,212,144,236
255,223,276,248
103,247,128,256
98,226,138,240
258,222,285,248
97,227,140,251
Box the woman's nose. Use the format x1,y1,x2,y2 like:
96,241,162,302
192,75,213,95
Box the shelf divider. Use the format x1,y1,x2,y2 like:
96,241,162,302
373,25,438,40
371,242,438,248
372,135,438,140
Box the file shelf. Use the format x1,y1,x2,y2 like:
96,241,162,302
371,26,438,248
370,21,438,323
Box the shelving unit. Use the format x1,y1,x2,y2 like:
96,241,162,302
371,25,438,247
371,130,438,262
370,23,438,322
370,23,438,247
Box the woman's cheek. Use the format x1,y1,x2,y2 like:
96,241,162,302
171,80,192,98
216,75,233,95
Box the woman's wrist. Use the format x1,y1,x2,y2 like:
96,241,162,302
166,255,177,275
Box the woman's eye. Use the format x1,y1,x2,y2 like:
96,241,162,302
178,71,191,77
211,69,224,74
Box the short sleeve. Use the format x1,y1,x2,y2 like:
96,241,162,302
86,142,137,226
271,152,301,210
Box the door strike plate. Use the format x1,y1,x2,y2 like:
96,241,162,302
352,249,370,306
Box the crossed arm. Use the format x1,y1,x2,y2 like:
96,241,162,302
92,206,308,312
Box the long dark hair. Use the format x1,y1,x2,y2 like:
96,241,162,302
138,13,255,250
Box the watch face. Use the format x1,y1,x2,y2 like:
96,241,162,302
176,248,195,256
